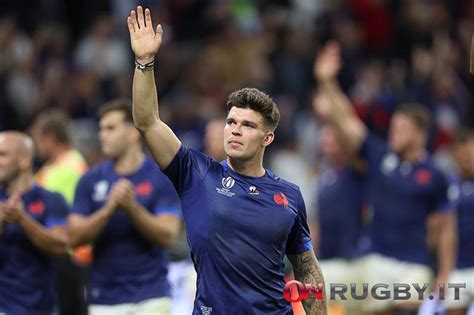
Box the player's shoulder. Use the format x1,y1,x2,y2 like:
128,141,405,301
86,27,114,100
266,170,302,196
31,185,67,205
421,157,448,178
82,160,113,178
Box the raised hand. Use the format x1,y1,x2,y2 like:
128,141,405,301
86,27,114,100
127,6,163,64
313,41,342,82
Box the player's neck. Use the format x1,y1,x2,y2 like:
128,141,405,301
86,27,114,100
49,144,72,162
330,154,346,169
113,146,145,175
401,146,426,163
227,157,265,177
5,172,33,196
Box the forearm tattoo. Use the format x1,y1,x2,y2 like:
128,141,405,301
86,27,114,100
289,250,328,315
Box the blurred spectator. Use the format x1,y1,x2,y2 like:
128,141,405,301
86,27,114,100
74,14,130,80
203,117,226,161
0,131,68,314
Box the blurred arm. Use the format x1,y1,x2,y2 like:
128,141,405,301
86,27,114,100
435,211,457,287
20,215,67,255
314,42,367,154
124,202,181,247
67,205,115,247
2,199,67,255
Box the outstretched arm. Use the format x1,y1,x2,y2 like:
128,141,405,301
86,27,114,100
288,250,327,315
128,6,181,169
313,42,367,154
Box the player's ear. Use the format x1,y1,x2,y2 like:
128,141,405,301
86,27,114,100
262,131,274,147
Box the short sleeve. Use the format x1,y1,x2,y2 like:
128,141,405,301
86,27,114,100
152,172,182,218
359,133,388,171
286,191,313,255
45,193,69,228
71,172,94,216
163,144,214,194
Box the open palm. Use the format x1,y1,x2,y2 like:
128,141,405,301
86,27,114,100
127,6,163,64
313,42,342,82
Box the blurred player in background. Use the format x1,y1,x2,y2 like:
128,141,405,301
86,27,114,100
67,100,182,315
32,109,88,204
0,131,68,314
445,128,474,315
128,6,326,314
31,109,90,315
314,42,455,315
310,113,366,314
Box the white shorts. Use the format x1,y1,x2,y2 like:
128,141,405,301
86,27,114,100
320,258,361,314
167,259,197,315
443,267,474,309
89,297,171,315
355,254,433,312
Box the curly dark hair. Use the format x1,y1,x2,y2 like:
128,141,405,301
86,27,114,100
226,87,280,131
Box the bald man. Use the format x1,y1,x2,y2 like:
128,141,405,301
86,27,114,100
0,131,69,315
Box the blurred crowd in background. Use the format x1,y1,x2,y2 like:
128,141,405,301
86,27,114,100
0,0,473,210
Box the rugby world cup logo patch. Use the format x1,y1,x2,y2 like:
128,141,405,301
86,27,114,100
216,176,235,197
222,177,235,189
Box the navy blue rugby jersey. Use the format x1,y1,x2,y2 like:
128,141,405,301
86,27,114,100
71,157,181,304
448,178,474,269
359,134,452,265
0,185,68,315
163,145,312,315
317,165,364,260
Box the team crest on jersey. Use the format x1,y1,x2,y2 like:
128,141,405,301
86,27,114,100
248,186,260,196
93,180,109,201
381,153,398,174
216,176,235,197
135,181,153,197
415,169,431,185
28,200,45,216
274,192,289,209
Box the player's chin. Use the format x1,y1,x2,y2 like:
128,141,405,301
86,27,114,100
225,148,245,159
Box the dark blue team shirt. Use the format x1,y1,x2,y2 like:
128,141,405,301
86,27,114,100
317,165,364,260
0,185,68,315
359,134,451,265
163,145,312,315
448,178,474,269
71,157,181,305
